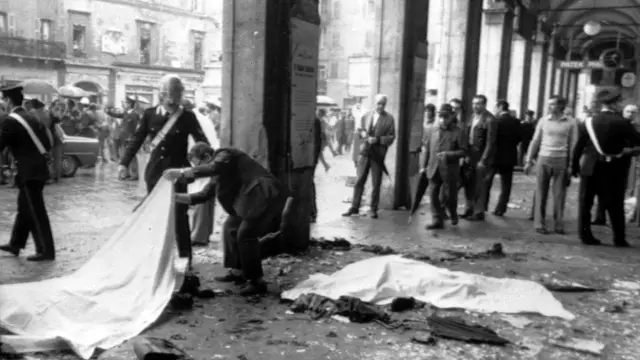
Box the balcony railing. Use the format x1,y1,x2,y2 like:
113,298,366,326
0,36,66,60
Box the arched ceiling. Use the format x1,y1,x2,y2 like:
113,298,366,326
541,0,640,58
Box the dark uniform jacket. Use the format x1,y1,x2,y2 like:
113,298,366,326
0,107,52,183
573,110,640,176
120,105,208,190
422,123,468,180
494,111,521,167
188,147,285,220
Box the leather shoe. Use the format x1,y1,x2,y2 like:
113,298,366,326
426,222,444,230
465,213,485,221
239,280,268,296
0,244,19,256
342,209,359,217
581,237,602,246
214,271,245,284
460,209,473,218
614,240,631,248
450,217,459,226
26,254,55,261
492,210,505,217
368,210,379,219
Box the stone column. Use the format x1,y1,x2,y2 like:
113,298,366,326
507,35,525,112
437,0,483,107
222,0,319,252
534,40,549,117
554,67,563,95
528,38,546,117
546,55,557,101
477,4,514,103
370,0,429,209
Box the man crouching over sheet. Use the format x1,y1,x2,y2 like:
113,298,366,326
163,142,287,296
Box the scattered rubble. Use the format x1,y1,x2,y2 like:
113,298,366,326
548,337,606,356
427,315,510,346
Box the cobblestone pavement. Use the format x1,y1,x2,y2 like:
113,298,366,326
2,154,640,359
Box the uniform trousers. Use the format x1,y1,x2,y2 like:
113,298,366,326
579,160,627,243
9,180,55,255
191,199,215,245
221,182,285,280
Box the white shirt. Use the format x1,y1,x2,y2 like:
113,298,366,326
469,113,482,145
369,112,380,130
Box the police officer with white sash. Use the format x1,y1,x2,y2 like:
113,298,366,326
118,75,209,262
572,90,640,247
0,85,56,261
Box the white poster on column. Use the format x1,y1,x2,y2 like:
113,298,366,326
290,17,320,169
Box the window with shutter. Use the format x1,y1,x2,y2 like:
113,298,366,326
35,18,41,40
0,13,7,35
8,13,15,37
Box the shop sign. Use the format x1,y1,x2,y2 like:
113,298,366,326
559,61,603,69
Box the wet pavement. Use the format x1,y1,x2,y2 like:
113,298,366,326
2,152,640,285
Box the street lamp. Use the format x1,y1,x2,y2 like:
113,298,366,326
583,20,602,36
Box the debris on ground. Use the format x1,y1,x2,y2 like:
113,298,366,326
170,293,194,310
500,315,533,329
541,279,601,293
601,300,629,313
356,244,397,255
613,280,640,291
427,315,510,346
548,337,606,356
411,333,438,346
131,336,192,360
289,293,390,324
196,289,216,299
310,237,352,250
439,243,507,262
389,297,425,312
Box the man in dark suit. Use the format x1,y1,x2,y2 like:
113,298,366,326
519,110,536,167
165,143,287,296
118,74,209,262
421,104,468,229
108,97,140,180
572,90,640,247
465,94,498,221
343,94,396,219
487,100,521,216
0,85,56,261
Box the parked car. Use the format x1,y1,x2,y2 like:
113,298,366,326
61,129,99,177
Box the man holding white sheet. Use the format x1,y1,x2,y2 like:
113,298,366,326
118,74,209,261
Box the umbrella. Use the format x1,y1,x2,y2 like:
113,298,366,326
18,79,58,95
408,170,429,224
317,95,337,107
58,85,94,98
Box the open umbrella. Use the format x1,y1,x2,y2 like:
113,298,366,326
59,85,94,98
18,79,58,95
317,95,338,107
408,170,429,224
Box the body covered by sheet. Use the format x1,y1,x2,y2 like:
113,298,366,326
0,179,188,359
281,255,574,320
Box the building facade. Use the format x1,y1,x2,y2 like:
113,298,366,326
0,0,222,106
318,0,375,108
0,0,67,101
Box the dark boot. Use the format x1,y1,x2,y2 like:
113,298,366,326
0,244,19,256
239,279,268,296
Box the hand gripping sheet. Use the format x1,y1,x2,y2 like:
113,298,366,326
0,179,189,359
282,255,575,320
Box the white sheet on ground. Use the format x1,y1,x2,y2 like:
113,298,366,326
281,255,574,320
0,178,188,359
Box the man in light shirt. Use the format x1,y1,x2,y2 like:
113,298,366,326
525,95,577,235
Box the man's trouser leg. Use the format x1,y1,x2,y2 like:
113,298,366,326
550,163,568,232
369,158,384,212
191,199,215,245
472,165,493,215
445,173,459,222
52,145,62,180
600,162,627,244
350,156,371,211
578,175,597,241
222,215,243,271
463,164,475,213
494,165,514,214
429,173,445,223
10,180,55,255
173,181,192,259
534,158,553,230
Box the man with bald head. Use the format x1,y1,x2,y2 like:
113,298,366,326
119,74,209,262
343,94,396,219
